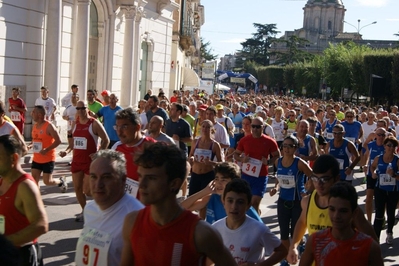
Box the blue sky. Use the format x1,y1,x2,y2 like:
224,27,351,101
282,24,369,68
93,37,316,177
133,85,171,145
200,0,399,58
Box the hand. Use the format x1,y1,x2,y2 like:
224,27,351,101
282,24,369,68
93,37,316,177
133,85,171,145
287,247,299,264
344,167,353,176
372,172,378,179
261,156,268,165
206,180,216,194
59,151,67,158
27,144,33,150
269,188,277,196
242,154,250,163
39,148,48,155
172,134,180,141
387,167,394,177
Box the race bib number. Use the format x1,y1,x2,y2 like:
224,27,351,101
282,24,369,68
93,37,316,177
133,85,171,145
287,129,295,135
233,159,242,168
326,132,333,139
125,178,139,198
194,148,212,163
10,111,21,121
242,157,262,177
32,142,42,153
74,137,88,150
75,227,111,266
379,174,396,186
347,137,355,143
277,174,295,189
0,215,5,234
336,159,344,170
234,127,240,134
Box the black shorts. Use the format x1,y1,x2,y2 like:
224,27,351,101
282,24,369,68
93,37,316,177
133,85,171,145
19,242,43,266
367,175,377,190
31,161,55,174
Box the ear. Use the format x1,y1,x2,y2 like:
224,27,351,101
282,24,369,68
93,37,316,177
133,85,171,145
169,178,182,193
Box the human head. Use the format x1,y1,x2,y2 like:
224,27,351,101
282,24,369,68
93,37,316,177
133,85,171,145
0,135,23,176
329,181,358,212
90,149,127,210
115,107,142,144
312,154,340,196
332,124,345,140
242,115,253,133
222,178,252,206
40,86,49,98
282,135,299,153
251,117,264,138
383,135,399,151
135,142,187,195
71,93,79,105
169,103,183,119
75,101,88,118
297,120,309,136
148,95,159,110
148,115,164,135
71,84,79,93
31,105,46,122
205,106,217,122
109,93,118,108
213,162,241,195
12,87,20,98
87,89,95,103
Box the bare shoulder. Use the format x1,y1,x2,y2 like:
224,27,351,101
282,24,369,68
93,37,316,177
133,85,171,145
301,193,311,210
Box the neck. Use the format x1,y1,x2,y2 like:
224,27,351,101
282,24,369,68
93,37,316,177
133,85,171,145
150,131,161,139
1,166,25,183
126,134,143,147
315,192,329,208
331,227,355,241
151,200,183,226
225,215,246,230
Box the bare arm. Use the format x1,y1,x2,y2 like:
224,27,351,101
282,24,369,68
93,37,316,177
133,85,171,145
41,123,61,154
194,221,237,266
180,182,213,211
298,235,314,266
352,207,378,242
120,211,138,266
7,179,48,246
11,128,27,156
255,243,287,266
92,119,110,150
347,142,360,170
368,240,384,266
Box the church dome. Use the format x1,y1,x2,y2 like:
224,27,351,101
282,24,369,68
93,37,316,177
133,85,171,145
307,0,344,5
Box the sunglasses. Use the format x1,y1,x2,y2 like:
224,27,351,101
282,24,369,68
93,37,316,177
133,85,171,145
332,132,343,135
251,125,262,129
385,143,395,148
282,144,296,148
76,107,86,110
376,133,385,137
311,176,333,184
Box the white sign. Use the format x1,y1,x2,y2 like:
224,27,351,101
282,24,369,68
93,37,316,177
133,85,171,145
202,62,215,79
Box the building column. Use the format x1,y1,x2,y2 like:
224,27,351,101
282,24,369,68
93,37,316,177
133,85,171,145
120,6,136,108
73,0,91,100
44,0,62,103
131,7,145,106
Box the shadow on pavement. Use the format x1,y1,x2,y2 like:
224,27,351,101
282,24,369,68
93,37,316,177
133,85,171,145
41,237,78,266
49,218,83,231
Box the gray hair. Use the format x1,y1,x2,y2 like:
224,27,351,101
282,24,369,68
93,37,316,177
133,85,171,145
92,149,126,179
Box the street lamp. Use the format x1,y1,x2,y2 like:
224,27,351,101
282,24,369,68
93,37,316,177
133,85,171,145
343,19,377,39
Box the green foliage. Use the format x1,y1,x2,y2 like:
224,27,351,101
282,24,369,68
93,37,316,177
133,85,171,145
273,35,315,65
200,38,218,61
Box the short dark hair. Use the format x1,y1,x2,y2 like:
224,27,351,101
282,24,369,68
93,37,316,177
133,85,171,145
71,84,78,89
313,154,340,179
149,95,159,103
214,162,240,180
0,135,23,157
115,107,141,126
329,181,358,212
206,106,217,115
134,143,187,193
34,105,46,116
0,101,5,114
40,86,48,91
182,104,189,113
173,103,183,113
87,89,95,94
223,178,252,204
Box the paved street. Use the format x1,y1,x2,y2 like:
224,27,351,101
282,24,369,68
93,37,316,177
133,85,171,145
20,143,399,265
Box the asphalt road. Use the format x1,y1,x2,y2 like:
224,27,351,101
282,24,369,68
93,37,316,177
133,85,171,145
20,143,399,265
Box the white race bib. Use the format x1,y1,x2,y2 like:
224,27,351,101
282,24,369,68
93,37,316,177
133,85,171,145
0,215,5,234
194,148,212,163
336,159,344,170
234,127,240,134
379,174,396,186
125,178,139,198
32,142,42,153
10,111,21,122
75,227,111,266
277,174,295,189
242,157,262,177
347,137,355,143
326,132,333,139
287,129,295,135
74,137,88,150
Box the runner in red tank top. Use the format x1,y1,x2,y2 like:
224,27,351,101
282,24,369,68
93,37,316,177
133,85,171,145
7,87,27,134
0,135,48,265
59,101,109,222
120,143,236,265
112,107,155,199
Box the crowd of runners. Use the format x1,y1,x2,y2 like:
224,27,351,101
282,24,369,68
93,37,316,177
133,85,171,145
1,85,398,265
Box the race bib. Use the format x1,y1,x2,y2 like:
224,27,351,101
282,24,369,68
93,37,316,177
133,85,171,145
125,178,139,198
233,159,242,168
336,159,344,170
194,148,212,163
10,111,21,122
234,127,240,134
326,132,333,139
347,137,355,143
0,215,5,234
75,227,111,266
277,174,295,189
242,157,262,177
74,137,88,150
32,142,42,153
287,129,295,135
379,174,396,186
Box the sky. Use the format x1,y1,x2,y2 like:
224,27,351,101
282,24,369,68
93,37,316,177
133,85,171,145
200,0,399,58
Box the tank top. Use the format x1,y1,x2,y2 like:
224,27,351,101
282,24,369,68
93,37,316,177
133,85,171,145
72,118,98,164
340,121,361,145
375,155,399,191
276,157,305,201
32,121,56,163
0,121,16,136
131,206,203,265
0,174,37,245
312,229,373,266
286,119,297,135
271,119,285,141
193,138,215,162
294,133,312,158
324,119,337,141
328,139,351,181
366,141,384,176
306,191,332,235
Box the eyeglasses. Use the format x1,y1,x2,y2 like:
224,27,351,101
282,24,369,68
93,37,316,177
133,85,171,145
76,107,86,110
346,116,354,118
282,144,296,148
385,143,395,148
376,133,385,137
289,115,295,117
332,132,343,135
311,176,333,184
251,125,262,129
113,125,131,131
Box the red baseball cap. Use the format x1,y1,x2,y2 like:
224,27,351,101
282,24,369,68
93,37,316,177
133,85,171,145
198,104,208,111
101,90,110,96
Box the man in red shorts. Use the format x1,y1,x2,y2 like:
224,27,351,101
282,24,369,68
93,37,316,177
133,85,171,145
0,135,48,265
112,107,156,198
59,101,109,221
8,87,27,134
120,143,236,265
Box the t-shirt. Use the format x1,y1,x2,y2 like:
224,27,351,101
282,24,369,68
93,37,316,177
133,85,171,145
75,194,144,266
165,118,192,154
145,132,175,145
361,122,376,142
63,104,77,131
88,101,103,121
146,108,169,124
97,105,122,141
35,97,56,121
212,216,281,264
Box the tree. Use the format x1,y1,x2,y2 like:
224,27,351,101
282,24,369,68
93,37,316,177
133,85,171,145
200,38,218,61
273,35,314,65
237,23,280,66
